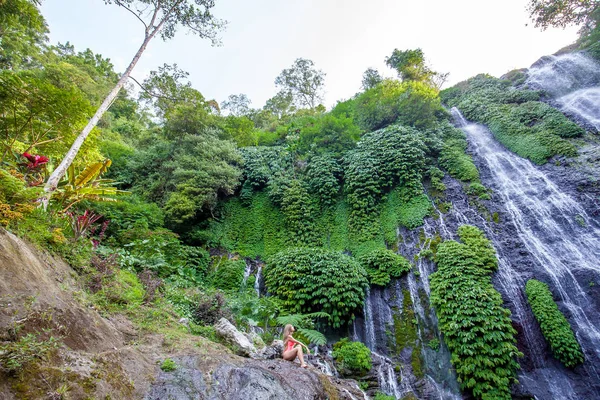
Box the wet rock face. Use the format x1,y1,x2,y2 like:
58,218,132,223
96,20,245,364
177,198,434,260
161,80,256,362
146,356,365,400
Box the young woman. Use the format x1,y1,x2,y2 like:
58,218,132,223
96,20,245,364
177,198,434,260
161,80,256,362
282,324,310,368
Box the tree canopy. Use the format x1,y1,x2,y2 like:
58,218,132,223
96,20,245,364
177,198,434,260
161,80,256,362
274,58,325,109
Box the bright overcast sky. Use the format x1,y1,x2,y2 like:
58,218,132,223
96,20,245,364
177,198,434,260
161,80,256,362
40,0,579,109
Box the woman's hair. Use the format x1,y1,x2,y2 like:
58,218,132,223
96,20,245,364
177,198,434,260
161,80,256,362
282,324,294,344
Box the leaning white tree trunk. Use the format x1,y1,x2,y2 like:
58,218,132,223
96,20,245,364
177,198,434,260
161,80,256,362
41,33,155,209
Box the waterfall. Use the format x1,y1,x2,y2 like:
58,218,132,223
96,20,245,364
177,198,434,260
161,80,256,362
452,107,600,398
526,52,600,130
242,259,252,287
254,264,262,296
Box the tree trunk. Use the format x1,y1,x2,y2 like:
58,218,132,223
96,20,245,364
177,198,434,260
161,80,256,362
41,34,154,209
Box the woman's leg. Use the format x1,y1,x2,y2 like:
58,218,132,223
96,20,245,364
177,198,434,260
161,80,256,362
296,345,306,367
283,348,299,361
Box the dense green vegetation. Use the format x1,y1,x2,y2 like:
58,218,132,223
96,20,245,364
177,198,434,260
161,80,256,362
441,75,584,164
525,279,584,367
332,338,372,375
264,248,368,328
2,1,596,398
430,226,522,400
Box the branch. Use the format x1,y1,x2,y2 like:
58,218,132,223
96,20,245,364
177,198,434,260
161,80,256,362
128,76,186,102
115,0,148,30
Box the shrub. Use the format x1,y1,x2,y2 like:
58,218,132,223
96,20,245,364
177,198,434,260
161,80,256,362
525,279,584,367
209,258,246,291
430,225,521,399
265,248,368,328
94,269,145,310
359,248,411,286
160,358,177,372
332,338,372,375
192,291,232,325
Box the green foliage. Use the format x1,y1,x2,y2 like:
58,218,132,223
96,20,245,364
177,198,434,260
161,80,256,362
0,333,60,374
525,279,584,367
281,180,318,246
0,0,48,69
430,225,521,399
305,155,342,207
354,79,445,131
160,358,177,372
385,48,435,84
93,269,145,310
265,248,368,328
345,125,427,236
468,182,491,200
437,122,480,182
275,312,329,345
374,393,396,400
428,338,440,351
442,75,582,164
116,231,208,284
332,338,372,375
359,248,411,286
274,58,325,109
295,113,360,157
361,68,383,90
208,258,246,291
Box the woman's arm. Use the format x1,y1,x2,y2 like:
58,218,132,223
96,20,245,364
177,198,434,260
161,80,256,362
289,336,310,354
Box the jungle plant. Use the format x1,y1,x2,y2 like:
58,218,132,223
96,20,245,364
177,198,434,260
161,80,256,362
275,312,330,346
53,159,126,211
265,248,368,328
430,225,521,399
359,248,411,286
332,338,372,376
525,279,584,367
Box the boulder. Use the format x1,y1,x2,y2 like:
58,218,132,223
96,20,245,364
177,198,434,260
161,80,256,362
253,340,283,360
214,318,256,357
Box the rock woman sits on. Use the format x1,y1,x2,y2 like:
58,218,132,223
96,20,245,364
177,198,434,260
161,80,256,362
282,324,310,368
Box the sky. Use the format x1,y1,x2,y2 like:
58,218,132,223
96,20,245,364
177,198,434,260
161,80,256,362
40,0,580,109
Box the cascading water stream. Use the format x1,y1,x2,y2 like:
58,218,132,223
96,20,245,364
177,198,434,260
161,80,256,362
254,264,262,297
452,107,600,397
526,52,600,130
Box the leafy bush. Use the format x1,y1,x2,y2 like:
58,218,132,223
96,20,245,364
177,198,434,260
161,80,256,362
525,279,584,367
345,125,427,236
192,291,232,325
265,248,368,327
374,393,395,400
430,225,521,400
359,248,411,286
209,258,246,291
332,338,372,375
94,269,145,310
160,358,177,372
354,79,444,131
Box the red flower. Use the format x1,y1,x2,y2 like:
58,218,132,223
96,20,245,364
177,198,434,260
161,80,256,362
22,153,49,169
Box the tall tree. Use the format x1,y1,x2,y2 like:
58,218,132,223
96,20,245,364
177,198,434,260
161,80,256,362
274,58,325,109
42,0,226,207
527,0,599,32
385,48,448,89
0,0,48,69
361,67,382,90
221,93,251,116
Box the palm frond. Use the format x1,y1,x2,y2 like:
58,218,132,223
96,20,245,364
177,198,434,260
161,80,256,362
297,328,327,346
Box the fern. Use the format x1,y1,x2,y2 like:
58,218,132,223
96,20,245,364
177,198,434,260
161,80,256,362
297,328,326,346
275,312,330,345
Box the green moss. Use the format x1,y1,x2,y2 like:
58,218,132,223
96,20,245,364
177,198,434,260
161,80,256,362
410,347,425,379
492,212,500,224
393,290,417,352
